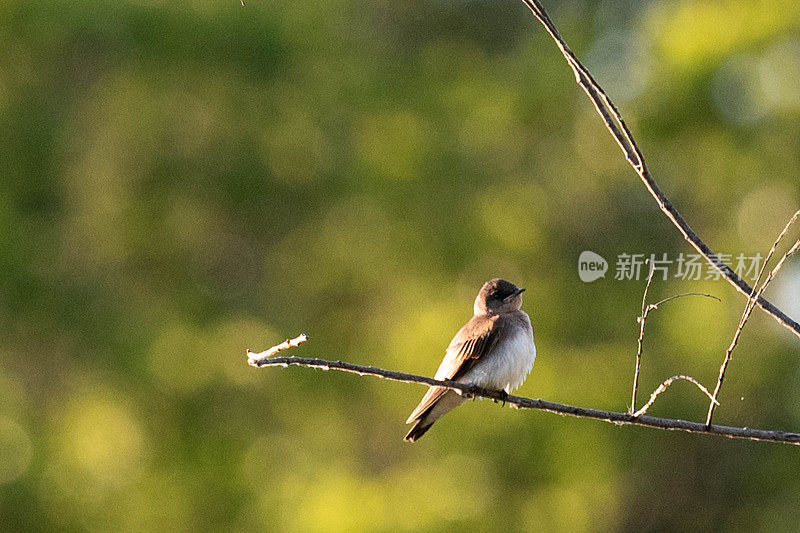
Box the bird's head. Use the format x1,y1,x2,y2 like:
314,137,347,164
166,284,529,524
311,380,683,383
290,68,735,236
474,278,525,316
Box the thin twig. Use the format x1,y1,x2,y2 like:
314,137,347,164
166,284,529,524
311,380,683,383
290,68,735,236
648,292,721,311
249,355,800,445
519,0,800,340
630,263,720,413
633,375,718,418
247,333,308,365
631,263,656,413
707,210,800,425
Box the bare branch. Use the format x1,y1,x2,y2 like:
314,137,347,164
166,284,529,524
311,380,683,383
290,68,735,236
249,355,800,446
247,333,308,365
519,0,800,340
707,210,800,424
633,375,718,418
630,263,720,414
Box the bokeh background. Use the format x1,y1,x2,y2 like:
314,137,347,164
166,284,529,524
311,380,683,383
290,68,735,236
2,0,800,530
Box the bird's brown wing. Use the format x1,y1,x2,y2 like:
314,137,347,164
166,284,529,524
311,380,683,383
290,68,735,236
405,314,503,424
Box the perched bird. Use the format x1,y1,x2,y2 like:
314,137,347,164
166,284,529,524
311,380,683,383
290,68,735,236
404,278,536,442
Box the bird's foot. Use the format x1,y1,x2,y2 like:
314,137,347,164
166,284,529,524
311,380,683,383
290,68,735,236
491,390,509,405
498,390,509,407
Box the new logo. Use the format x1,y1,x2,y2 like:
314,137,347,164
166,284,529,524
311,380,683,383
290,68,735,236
578,251,608,282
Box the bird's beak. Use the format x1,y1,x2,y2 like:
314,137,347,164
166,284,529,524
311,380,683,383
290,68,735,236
505,287,525,301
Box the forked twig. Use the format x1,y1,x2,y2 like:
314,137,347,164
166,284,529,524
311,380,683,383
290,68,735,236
706,211,800,424
633,375,718,418
519,0,800,341
631,263,720,413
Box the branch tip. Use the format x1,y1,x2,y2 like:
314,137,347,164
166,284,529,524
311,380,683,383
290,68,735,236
247,333,309,365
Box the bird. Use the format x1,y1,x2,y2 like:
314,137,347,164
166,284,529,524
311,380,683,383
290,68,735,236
404,278,536,442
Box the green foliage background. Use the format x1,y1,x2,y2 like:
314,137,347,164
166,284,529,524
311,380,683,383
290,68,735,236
2,0,800,530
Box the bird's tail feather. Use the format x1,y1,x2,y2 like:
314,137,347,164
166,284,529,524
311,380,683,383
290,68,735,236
404,419,435,442
404,389,467,442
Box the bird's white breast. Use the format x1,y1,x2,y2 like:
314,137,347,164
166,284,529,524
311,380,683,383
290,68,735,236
464,322,536,394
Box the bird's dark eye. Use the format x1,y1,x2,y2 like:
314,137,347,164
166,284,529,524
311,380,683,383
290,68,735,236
499,288,516,300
